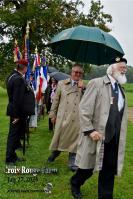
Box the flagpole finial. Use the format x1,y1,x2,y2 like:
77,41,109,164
26,21,30,38
15,39,18,45
35,46,38,54
13,39,22,62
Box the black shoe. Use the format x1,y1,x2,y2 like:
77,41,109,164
47,151,60,163
70,178,82,199
47,154,56,163
47,156,54,163
16,157,26,162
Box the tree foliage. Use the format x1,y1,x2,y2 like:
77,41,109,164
0,0,112,80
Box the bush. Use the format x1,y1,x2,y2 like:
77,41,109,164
0,80,6,88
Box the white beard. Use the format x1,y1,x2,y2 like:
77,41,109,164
113,72,127,85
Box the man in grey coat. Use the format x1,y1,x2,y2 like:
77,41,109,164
70,57,128,199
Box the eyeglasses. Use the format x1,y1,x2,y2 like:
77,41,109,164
72,70,83,75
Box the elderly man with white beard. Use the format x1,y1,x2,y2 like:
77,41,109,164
70,57,128,199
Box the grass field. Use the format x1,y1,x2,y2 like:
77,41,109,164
0,86,133,199
124,83,133,107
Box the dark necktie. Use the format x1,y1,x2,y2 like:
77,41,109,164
73,81,78,86
114,82,119,103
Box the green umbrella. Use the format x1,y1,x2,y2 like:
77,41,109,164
48,25,124,65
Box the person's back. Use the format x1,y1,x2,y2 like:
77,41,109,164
5,59,28,165
6,70,26,117
6,69,18,101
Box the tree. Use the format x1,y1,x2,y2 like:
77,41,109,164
0,0,112,80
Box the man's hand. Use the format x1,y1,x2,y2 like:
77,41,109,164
89,131,103,141
51,117,56,124
12,118,19,124
78,80,85,89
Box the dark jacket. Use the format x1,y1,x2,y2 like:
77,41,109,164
45,84,52,113
6,70,28,117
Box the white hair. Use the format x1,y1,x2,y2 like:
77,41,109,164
106,63,118,75
107,63,127,84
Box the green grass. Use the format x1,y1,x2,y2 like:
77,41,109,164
126,92,133,107
0,87,133,199
123,83,133,92
123,83,133,107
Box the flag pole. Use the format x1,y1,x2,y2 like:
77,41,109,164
25,21,31,81
23,21,31,156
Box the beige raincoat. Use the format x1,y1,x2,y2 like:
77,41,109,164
49,78,83,153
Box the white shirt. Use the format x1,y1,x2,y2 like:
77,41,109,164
71,79,78,86
108,75,124,111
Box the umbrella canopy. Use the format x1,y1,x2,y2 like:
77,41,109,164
48,25,124,65
49,71,70,81
47,66,58,73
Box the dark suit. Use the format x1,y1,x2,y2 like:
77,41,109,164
45,84,52,113
45,84,54,130
6,70,27,163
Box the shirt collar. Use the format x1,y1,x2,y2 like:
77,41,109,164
71,79,78,86
108,74,117,87
17,70,25,78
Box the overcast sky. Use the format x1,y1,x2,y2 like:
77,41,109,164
82,0,133,66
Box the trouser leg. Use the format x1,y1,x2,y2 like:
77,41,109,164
70,168,93,198
98,169,115,199
15,140,22,150
47,150,61,162
68,153,78,171
98,136,117,199
71,168,93,186
6,118,20,163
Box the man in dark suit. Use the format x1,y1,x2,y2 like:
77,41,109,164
5,59,28,165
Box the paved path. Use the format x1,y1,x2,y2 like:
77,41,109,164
128,107,133,123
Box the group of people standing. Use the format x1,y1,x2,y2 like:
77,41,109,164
5,57,128,199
